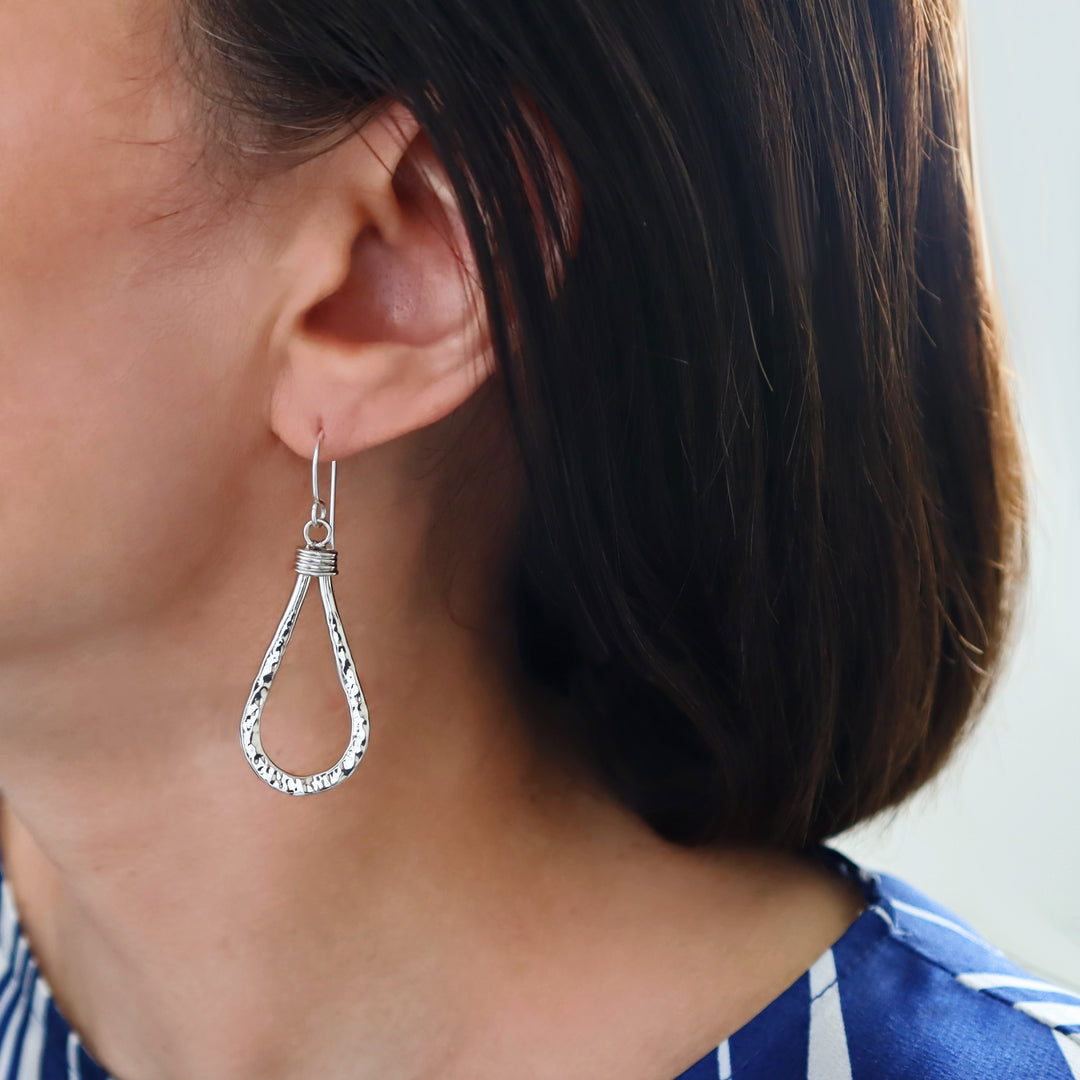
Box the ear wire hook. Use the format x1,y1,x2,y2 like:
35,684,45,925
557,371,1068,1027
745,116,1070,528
311,429,337,535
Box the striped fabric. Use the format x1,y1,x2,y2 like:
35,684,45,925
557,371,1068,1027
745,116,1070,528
670,848,1080,1079
0,847,1076,1078
0,874,107,1080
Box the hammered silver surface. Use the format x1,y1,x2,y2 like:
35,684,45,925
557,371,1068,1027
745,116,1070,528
239,559,370,795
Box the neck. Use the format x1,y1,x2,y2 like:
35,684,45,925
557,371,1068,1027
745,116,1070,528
0,425,866,1080
0,414,593,1078
0,595,618,1079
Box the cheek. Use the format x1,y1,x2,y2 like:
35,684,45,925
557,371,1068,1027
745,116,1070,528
0,5,267,647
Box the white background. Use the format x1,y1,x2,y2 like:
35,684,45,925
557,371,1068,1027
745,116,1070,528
836,0,1080,990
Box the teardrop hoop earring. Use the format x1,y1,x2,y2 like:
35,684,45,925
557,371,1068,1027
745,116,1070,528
239,430,370,795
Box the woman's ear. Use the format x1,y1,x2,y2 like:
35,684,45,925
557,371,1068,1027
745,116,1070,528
266,101,495,461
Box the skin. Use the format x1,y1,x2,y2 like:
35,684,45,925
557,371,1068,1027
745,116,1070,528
0,2,866,1078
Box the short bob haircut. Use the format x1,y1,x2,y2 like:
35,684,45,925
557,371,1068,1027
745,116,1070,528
174,0,1026,848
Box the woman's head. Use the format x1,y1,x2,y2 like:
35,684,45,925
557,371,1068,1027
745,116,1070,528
0,0,1023,847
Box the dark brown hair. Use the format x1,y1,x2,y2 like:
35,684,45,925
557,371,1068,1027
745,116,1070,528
176,0,1026,847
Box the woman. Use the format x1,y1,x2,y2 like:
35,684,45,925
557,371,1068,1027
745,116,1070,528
0,0,1074,1077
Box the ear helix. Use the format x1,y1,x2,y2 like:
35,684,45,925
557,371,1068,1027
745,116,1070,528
239,430,370,795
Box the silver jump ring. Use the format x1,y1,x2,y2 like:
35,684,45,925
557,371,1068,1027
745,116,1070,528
303,517,334,548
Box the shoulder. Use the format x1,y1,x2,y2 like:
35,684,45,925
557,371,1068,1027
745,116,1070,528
814,847,1080,1079
676,847,1080,1080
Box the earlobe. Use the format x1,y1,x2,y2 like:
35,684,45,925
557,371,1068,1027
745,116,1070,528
267,101,494,463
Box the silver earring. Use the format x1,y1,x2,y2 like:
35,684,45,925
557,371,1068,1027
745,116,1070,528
239,431,370,795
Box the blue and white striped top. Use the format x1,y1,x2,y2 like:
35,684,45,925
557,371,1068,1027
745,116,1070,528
0,845,1077,1079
